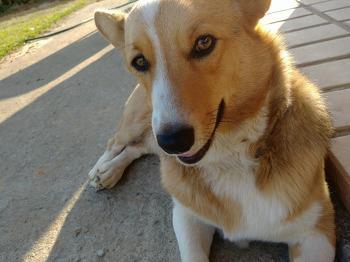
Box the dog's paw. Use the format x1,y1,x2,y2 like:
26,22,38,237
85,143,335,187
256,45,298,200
88,145,126,190
89,145,145,190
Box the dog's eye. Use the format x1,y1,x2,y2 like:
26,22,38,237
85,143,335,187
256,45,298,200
131,54,150,72
191,35,217,59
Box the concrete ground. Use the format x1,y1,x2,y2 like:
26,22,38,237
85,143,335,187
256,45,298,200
0,0,349,261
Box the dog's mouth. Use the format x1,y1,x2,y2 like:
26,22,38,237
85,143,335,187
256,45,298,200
177,100,225,165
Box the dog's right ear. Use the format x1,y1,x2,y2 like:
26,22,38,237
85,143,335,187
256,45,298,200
94,9,126,49
237,0,271,28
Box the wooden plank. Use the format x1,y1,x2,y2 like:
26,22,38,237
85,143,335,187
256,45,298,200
262,7,311,24
301,58,350,90
312,0,350,12
325,7,350,21
327,136,350,212
290,36,350,66
266,15,328,33
324,88,350,133
284,24,349,48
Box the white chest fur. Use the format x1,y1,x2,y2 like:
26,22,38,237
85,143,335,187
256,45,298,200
198,145,322,245
198,130,282,236
201,155,288,242
192,104,320,243
172,103,322,244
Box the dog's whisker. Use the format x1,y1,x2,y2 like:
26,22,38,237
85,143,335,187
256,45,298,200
206,108,219,115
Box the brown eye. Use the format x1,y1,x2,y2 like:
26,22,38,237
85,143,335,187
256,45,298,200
131,54,150,72
191,35,217,59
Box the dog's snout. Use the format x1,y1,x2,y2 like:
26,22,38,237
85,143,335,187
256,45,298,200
156,125,194,155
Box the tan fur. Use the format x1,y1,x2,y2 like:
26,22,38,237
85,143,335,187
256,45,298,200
92,0,336,260
161,155,242,233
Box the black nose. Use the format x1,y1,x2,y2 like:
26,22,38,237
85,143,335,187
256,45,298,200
156,125,195,155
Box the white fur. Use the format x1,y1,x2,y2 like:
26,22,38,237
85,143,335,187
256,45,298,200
89,144,124,179
188,147,329,261
173,200,215,262
294,232,335,262
174,104,329,259
89,144,146,189
139,0,186,137
202,105,269,166
204,170,288,241
196,105,289,241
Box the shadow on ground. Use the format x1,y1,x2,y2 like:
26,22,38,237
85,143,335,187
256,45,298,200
0,32,133,260
0,31,107,100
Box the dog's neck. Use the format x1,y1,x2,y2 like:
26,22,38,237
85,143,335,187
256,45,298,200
198,31,293,171
199,102,269,168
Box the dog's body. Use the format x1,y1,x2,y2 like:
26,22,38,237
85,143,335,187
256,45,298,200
89,0,335,261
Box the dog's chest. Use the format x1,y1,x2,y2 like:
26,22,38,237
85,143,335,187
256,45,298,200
200,147,288,241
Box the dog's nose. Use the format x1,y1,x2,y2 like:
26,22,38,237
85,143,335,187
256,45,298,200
156,125,194,155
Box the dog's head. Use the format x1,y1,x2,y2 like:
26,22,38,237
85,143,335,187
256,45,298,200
95,0,272,165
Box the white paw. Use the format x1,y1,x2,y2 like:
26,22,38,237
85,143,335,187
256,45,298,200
88,144,126,190
89,145,145,190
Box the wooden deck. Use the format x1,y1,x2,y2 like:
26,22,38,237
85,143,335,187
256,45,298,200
264,0,350,212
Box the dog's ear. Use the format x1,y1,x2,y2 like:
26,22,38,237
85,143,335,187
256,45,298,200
94,9,126,48
237,0,271,27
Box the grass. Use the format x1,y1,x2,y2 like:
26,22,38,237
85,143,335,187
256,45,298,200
0,0,96,59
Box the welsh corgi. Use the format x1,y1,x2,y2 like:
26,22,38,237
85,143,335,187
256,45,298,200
89,0,335,261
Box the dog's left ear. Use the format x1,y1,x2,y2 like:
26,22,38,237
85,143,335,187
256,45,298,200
237,0,271,27
94,9,126,49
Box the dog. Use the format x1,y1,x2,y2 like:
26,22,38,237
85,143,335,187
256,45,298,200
89,0,336,261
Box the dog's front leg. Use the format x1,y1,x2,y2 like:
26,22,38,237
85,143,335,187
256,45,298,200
89,84,157,190
173,200,215,262
289,230,335,262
